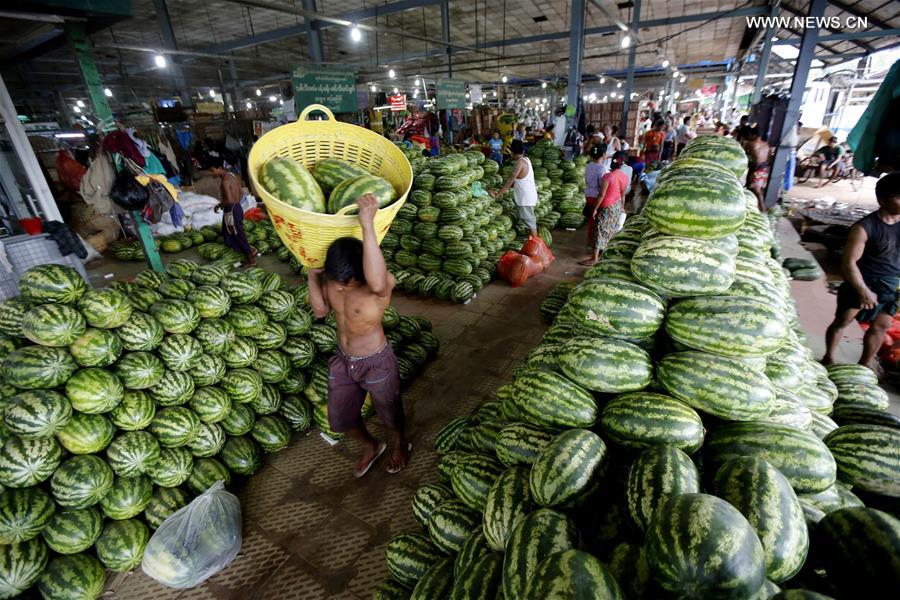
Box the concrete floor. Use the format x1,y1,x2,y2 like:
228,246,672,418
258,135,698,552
105,230,585,599
102,215,893,598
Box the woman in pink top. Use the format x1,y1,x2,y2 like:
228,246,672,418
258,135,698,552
580,151,629,266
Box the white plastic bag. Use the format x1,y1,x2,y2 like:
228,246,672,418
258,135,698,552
141,481,241,589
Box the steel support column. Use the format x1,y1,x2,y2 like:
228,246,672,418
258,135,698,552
302,0,325,64
764,0,826,209
751,1,781,106
64,22,113,125
229,57,243,104
152,0,192,107
620,0,640,136
441,0,451,77
566,0,586,132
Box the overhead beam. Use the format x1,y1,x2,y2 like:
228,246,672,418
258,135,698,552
441,0,451,77
780,2,875,53
774,28,900,44
752,1,781,105
152,0,192,106
567,0,586,132
827,0,895,31
302,0,324,64
765,0,827,208
621,0,640,136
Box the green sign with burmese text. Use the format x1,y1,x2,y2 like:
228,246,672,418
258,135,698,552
292,66,358,113
436,78,467,110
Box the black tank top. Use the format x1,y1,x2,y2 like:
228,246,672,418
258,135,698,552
856,211,900,278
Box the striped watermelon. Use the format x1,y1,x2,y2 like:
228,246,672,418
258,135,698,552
833,382,890,411
157,333,204,372
435,416,471,454
811,507,900,597
643,173,745,239
824,424,900,497
186,457,230,494
56,412,115,454
680,135,749,178
631,235,736,297
77,288,132,328
646,493,766,598
626,445,700,532
372,578,410,600
157,277,195,300
225,305,268,338
2,346,77,389
69,327,122,367
51,455,114,509
106,431,161,478
450,552,502,600
40,507,103,554
252,350,291,384
832,405,900,429
799,483,864,515
482,465,533,552
309,324,337,353
21,303,86,347
38,553,105,600
556,336,653,393
282,336,316,369
657,351,776,421
385,532,445,589
114,351,165,390
115,312,164,351
95,518,149,572
221,435,262,475
327,174,396,214
525,549,624,599
279,393,312,430
566,279,665,339
189,353,227,386
453,529,491,580
194,318,236,355
65,367,124,413
190,386,232,423
109,390,156,431
409,557,454,600
99,475,153,520
147,371,194,406
146,447,194,488
221,368,263,404
144,486,191,529
312,157,369,194
0,297,30,337
187,285,232,319
135,270,167,290
219,271,263,304
129,287,163,312
713,456,809,582
220,402,255,436
450,454,504,511
149,299,201,334
0,487,55,544
251,414,291,452
0,538,48,598
705,422,837,494
504,370,597,430
258,157,326,213
607,542,660,600
427,499,480,554
600,391,705,454
502,508,578,600
250,322,288,350
826,363,877,385
149,407,201,448
18,264,87,305
188,422,226,457
3,389,71,438
0,436,61,487
258,290,296,322
529,428,605,507
666,296,787,358
412,483,454,530
495,422,556,467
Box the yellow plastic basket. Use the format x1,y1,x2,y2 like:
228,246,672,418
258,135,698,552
248,104,412,268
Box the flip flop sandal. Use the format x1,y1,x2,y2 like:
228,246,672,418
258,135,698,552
354,441,387,478
386,442,413,474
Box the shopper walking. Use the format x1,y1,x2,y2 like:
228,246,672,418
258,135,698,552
214,169,257,267
822,173,900,372
675,117,691,157
580,152,629,266
643,120,665,163
489,130,504,164
308,195,411,477
662,122,676,161
744,127,771,212
492,139,539,237
583,143,609,249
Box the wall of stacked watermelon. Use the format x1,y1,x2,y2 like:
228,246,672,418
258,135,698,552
375,135,900,599
0,257,439,598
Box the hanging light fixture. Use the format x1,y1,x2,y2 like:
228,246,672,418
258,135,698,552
673,71,679,78
501,75,508,83
104,88,113,97
280,99,284,105
388,69,396,78
662,59,670,68
415,78,421,86
541,81,547,89
76,100,85,108
370,85,377,92
393,87,399,94
680,76,687,83
246,101,252,109
350,25,362,42
209,89,216,98
255,89,261,96
154,54,167,68
269,95,277,102
617,82,622,88
73,105,81,113
621,34,631,48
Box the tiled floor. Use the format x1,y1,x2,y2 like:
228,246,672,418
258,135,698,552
105,229,587,599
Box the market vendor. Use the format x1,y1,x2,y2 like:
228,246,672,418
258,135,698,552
823,172,900,371
814,136,844,188
307,195,411,477
491,139,538,238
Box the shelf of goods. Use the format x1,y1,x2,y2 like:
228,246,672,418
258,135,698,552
374,136,900,600
0,258,438,599
384,141,587,303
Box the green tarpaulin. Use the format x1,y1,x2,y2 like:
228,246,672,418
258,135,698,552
847,58,900,175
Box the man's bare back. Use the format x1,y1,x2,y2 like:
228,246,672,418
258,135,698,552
750,138,770,165
323,276,394,357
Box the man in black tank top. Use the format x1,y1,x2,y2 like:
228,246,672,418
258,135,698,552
823,173,900,369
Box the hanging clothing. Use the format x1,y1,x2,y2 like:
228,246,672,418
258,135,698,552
103,131,145,167
176,129,193,150
126,128,151,158
158,138,180,173
80,151,117,214
142,152,167,176
43,221,87,259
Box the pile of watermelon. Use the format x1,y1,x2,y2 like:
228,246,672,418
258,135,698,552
380,152,522,303
499,139,589,233
0,261,438,598
375,136,900,599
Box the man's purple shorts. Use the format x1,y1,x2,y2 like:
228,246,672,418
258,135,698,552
327,342,403,432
